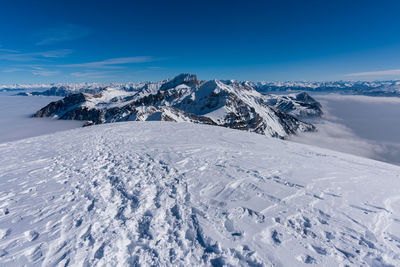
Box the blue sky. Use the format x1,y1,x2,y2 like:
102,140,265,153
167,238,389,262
1,0,400,83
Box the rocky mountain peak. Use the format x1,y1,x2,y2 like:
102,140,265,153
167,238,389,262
295,92,320,106
160,73,198,90
34,74,323,138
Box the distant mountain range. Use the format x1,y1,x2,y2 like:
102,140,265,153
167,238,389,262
7,83,144,95
4,79,400,97
34,74,323,139
250,80,400,97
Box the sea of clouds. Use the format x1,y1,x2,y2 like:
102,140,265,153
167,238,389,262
290,94,400,166
0,93,82,143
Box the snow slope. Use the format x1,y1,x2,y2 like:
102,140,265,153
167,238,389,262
0,122,399,266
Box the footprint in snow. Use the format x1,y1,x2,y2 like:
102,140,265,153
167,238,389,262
75,218,83,227
311,245,327,255
26,244,43,262
1,208,9,215
297,254,317,264
0,228,11,240
0,249,7,257
224,219,234,232
25,230,39,241
271,230,282,245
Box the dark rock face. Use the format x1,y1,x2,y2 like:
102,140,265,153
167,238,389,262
295,92,319,104
266,92,323,119
35,93,88,117
34,74,322,138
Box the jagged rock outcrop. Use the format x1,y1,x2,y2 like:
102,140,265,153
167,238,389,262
265,92,323,119
34,74,321,138
160,73,199,90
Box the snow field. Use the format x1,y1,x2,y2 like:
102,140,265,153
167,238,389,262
0,122,399,266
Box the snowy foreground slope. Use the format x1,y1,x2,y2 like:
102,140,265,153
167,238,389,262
0,122,399,266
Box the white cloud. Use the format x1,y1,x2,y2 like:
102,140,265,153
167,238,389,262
2,65,59,76
0,49,73,62
60,56,155,68
0,49,20,53
31,70,59,76
2,68,25,73
71,70,119,79
346,69,400,77
39,50,73,58
36,24,92,45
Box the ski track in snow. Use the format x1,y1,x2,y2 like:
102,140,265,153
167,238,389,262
0,122,399,266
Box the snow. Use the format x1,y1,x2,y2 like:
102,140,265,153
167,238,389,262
82,87,134,109
0,122,399,266
204,106,229,122
0,82,146,93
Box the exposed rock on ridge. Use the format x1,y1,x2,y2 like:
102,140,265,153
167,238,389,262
34,74,321,138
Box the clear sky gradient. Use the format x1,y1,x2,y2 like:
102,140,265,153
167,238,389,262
1,0,400,83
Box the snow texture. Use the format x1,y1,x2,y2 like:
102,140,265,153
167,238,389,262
0,122,399,266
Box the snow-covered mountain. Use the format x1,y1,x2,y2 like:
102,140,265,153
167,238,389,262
252,80,400,97
15,82,147,96
16,85,105,96
264,92,323,119
0,122,399,266
34,74,320,138
0,84,52,93
6,79,400,97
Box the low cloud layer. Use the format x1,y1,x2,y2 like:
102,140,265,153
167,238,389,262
290,120,400,165
0,94,82,143
289,94,400,166
315,94,400,104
